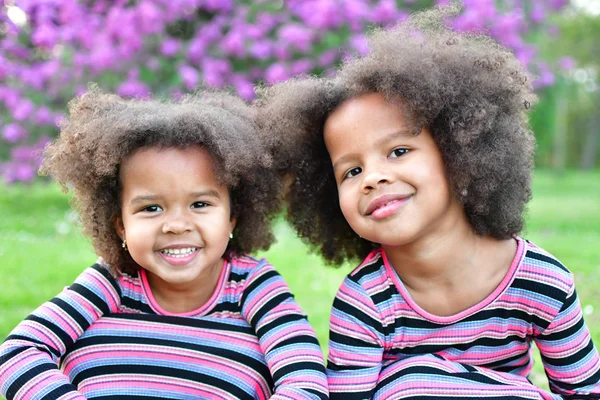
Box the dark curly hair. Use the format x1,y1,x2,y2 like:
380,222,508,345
41,86,283,275
256,6,537,266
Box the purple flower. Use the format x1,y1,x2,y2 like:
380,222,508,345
371,0,399,25
35,106,55,125
350,34,368,55
3,123,28,143
559,57,576,71
11,145,36,162
279,24,313,52
32,23,58,49
160,38,181,57
179,65,199,90
291,59,314,75
136,1,164,34
117,77,150,98
188,36,208,64
222,30,246,57
202,58,231,88
265,63,289,84
4,162,36,183
343,0,370,31
250,40,273,60
12,99,35,121
231,74,254,100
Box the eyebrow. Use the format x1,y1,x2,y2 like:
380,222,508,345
129,190,221,205
332,129,413,171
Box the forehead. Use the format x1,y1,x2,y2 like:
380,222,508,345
120,146,220,186
323,93,410,156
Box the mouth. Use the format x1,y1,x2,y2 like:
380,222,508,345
157,246,201,265
364,194,412,220
159,247,198,257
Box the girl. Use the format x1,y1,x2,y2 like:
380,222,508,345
0,88,328,399
256,7,600,400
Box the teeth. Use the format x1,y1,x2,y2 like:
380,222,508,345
160,247,197,257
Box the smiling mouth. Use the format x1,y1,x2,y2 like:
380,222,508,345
366,196,412,220
159,247,198,258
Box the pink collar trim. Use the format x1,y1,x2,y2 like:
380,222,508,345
139,259,230,317
382,237,525,324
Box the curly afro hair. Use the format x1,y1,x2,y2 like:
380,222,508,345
256,6,537,266
42,86,283,275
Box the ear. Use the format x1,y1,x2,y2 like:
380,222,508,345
114,216,126,241
229,217,237,235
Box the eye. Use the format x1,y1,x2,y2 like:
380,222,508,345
191,201,209,209
389,148,409,158
343,167,362,180
142,205,162,213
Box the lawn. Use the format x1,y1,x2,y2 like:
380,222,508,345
1,169,599,391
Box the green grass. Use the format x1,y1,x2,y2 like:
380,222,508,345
1,170,599,391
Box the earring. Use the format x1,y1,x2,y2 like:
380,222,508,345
461,189,468,197
122,240,128,251
229,232,234,239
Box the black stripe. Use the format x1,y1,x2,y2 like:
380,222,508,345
68,283,111,315
71,365,257,400
105,313,253,333
332,297,385,335
256,313,306,337
272,361,326,383
240,270,280,309
24,315,74,350
91,263,123,298
67,334,267,375
387,334,528,355
526,250,570,273
329,331,381,350
2,335,58,358
248,292,292,328
51,297,90,331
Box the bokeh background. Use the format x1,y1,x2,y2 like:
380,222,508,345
1,0,599,391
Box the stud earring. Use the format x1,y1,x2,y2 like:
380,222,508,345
229,232,234,239
122,240,128,251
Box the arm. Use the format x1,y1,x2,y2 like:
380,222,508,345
0,263,121,400
327,276,385,400
240,260,328,400
535,283,600,398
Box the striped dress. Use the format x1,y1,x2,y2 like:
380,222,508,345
0,255,328,399
327,238,600,399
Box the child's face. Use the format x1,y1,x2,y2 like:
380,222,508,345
115,146,236,293
323,92,464,248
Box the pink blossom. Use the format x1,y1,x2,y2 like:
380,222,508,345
265,63,290,84
179,65,200,91
3,124,28,143
160,38,181,57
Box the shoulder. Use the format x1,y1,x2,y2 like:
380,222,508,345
336,249,388,310
344,249,388,294
518,238,574,295
228,254,276,280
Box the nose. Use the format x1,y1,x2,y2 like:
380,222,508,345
162,210,193,235
361,166,390,194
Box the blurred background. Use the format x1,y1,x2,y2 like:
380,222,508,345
1,0,599,391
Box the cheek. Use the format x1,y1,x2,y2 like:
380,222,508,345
337,188,357,222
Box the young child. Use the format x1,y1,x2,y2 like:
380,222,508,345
256,7,600,400
0,88,328,399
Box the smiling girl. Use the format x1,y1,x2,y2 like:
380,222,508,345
257,6,600,400
0,88,328,399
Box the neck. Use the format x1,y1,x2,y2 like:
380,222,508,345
382,211,483,291
146,259,224,314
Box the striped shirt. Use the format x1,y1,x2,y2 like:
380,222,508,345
327,238,600,399
0,255,328,399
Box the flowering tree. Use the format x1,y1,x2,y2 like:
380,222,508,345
1,0,568,183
